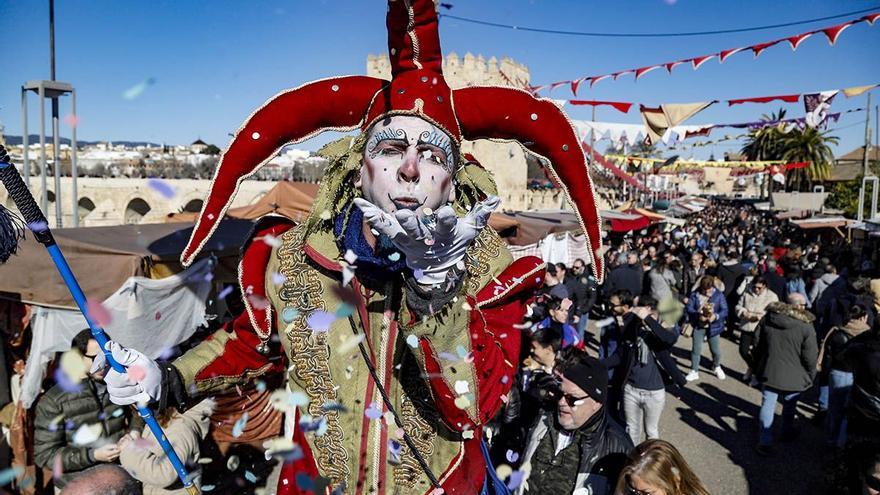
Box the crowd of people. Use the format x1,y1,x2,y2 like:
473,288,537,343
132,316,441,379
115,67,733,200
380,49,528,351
2,199,880,495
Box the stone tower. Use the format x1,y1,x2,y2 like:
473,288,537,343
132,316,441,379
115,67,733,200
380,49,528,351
367,53,560,211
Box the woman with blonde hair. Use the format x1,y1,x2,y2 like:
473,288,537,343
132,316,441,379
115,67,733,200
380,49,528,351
615,439,710,495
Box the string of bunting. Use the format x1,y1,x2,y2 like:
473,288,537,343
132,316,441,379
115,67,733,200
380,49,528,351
605,154,809,172
530,11,880,96
564,83,877,113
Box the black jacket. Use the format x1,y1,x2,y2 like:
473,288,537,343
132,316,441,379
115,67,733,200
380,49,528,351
522,410,633,495
604,264,643,298
842,330,880,422
565,273,598,315
821,320,871,373
603,315,687,389
751,302,819,392
764,271,787,301
33,380,129,488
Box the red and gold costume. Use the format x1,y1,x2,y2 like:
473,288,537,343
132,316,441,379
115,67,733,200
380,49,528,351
170,1,605,493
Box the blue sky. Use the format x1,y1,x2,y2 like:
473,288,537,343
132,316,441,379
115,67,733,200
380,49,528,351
1,0,878,159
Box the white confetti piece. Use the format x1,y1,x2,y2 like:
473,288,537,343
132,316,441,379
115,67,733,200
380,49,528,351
232,412,249,438
262,234,282,248
406,334,419,348
71,423,102,446
454,380,469,395
344,249,358,265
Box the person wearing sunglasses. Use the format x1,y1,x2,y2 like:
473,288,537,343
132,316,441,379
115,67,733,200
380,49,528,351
614,439,710,495
515,348,633,495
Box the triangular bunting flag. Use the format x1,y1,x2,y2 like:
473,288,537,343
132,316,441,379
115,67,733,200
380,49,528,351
549,81,567,92
691,55,715,69
719,47,744,63
786,32,813,50
822,22,854,45
590,75,609,88
612,70,634,80
570,78,584,97
862,13,880,25
665,60,685,73
635,65,661,81
842,84,878,98
752,39,781,57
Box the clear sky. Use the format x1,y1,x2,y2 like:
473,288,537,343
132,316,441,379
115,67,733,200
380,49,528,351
2,0,878,159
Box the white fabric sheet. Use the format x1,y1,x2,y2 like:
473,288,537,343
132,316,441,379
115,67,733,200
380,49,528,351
21,258,214,409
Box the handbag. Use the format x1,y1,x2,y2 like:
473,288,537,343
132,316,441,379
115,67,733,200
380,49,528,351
680,322,694,338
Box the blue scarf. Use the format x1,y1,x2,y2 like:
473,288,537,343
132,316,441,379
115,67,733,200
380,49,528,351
334,202,408,283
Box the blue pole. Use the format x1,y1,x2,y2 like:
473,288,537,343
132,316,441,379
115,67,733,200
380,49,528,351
0,160,198,494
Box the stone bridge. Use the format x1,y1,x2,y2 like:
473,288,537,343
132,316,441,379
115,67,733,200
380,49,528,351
1,177,578,229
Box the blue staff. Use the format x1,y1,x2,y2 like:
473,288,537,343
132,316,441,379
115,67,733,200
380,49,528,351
0,145,199,494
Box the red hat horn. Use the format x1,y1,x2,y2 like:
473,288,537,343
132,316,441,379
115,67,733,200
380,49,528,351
454,87,605,280
180,76,386,266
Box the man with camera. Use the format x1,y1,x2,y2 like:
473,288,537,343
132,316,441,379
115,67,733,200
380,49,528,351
516,348,633,495
602,295,687,444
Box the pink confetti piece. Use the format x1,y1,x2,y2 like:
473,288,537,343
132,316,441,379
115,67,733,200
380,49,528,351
86,299,112,327
64,114,80,128
247,294,270,310
127,365,146,382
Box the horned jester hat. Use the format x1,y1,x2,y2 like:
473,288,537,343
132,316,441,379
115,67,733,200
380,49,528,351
181,0,605,281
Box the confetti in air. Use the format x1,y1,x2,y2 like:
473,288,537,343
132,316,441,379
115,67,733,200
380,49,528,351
71,423,102,445
307,310,336,333
147,178,176,199
64,114,80,128
232,412,249,438
406,334,419,348
86,299,113,327
123,77,156,100
218,286,234,299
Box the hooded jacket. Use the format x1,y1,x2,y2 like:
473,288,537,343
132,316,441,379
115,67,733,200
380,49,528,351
819,319,870,373
119,399,214,495
809,272,839,306
751,302,819,392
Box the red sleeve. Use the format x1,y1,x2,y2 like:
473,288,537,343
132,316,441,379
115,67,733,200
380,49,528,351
173,218,291,396
411,256,544,432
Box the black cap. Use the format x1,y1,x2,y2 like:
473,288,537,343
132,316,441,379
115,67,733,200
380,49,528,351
559,355,607,405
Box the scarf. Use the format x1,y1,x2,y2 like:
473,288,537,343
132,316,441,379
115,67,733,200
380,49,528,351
334,202,408,285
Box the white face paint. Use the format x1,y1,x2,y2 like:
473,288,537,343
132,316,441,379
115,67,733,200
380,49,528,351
357,116,456,215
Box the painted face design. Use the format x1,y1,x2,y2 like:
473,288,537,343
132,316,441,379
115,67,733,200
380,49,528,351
358,116,456,214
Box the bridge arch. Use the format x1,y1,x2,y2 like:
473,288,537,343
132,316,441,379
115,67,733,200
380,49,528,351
124,197,151,224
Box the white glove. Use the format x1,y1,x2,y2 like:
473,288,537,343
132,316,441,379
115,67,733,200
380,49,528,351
353,196,500,286
90,341,162,406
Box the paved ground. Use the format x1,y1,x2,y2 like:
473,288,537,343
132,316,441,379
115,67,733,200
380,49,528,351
596,327,830,495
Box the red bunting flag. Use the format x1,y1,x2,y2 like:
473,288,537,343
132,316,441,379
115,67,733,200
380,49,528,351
569,100,634,114
728,94,801,106
822,22,854,45
532,10,879,95
752,39,782,57
635,65,662,80
691,55,715,69
785,162,809,170
665,60,685,73
719,47,745,63
786,32,813,50
590,75,609,88
570,78,585,97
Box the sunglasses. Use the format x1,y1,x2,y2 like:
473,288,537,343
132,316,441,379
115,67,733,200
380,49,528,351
549,389,589,407
625,479,654,495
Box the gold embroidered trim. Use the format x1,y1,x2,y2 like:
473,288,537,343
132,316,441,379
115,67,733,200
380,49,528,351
395,353,438,488
463,228,505,296
405,0,422,70
476,262,545,309
277,225,350,484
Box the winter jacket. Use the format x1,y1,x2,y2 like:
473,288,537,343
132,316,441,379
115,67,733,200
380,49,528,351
763,271,787,301
566,274,598,315
785,278,809,308
647,268,676,303
685,288,728,337
808,273,839,306
717,262,749,300
842,330,880,423
516,410,633,495
604,264,643,298
751,302,819,392
33,380,129,489
120,399,214,495
603,315,686,390
820,320,870,373
735,288,779,333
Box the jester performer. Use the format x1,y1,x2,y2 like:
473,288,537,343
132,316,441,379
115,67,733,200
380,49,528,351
94,1,605,493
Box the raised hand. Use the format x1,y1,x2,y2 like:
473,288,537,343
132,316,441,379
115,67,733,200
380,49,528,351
90,341,162,406
353,196,500,285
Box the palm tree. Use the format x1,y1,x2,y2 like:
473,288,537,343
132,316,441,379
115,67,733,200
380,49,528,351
741,109,787,161
780,127,838,191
